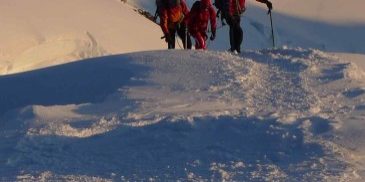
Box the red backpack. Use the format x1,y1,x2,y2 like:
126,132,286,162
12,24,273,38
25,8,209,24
156,0,181,10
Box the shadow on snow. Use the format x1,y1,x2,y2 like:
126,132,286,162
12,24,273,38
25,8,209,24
0,54,149,116
0,50,349,180
11,116,345,181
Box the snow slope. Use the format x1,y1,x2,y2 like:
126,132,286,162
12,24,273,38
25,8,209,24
131,0,365,54
1,0,365,181
1,48,365,181
1,0,363,76
0,0,164,75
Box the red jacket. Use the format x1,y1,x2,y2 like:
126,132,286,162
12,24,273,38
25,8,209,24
159,0,189,35
187,0,216,34
226,0,267,16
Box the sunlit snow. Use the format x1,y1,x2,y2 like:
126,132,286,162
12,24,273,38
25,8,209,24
1,0,365,181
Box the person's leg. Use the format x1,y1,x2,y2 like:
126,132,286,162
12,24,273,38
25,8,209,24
233,16,243,53
192,31,206,49
226,16,236,52
168,27,177,49
198,31,206,49
227,15,243,53
177,24,192,49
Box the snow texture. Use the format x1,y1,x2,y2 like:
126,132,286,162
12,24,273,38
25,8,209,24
1,49,365,181
1,0,365,181
0,0,165,75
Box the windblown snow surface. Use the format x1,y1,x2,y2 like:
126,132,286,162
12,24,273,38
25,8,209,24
1,0,365,181
1,48,365,181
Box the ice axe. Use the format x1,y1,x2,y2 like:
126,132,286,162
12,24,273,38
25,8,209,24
268,9,275,48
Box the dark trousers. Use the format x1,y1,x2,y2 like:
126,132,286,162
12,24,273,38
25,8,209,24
167,24,192,49
226,15,243,53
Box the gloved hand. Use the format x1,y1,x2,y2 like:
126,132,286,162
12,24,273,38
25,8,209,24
210,30,216,41
164,33,172,43
266,0,273,11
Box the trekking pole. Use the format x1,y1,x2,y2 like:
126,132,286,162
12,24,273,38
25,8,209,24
185,26,188,49
268,9,275,48
176,34,184,49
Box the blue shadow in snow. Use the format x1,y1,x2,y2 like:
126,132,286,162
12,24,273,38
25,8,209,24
7,116,347,181
319,63,350,83
0,54,149,116
343,87,365,98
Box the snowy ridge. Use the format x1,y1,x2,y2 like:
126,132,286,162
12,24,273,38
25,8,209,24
1,48,364,180
0,0,164,75
2,32,107,75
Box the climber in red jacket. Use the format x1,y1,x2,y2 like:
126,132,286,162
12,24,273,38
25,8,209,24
187,0,217,50
158,0,192,49
215,0,272,53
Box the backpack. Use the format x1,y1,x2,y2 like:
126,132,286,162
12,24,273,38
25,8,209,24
156,0,184,24
167,0,181,8
156,0,181,10
191,1,201,12
214,0,223,11
213,0,227,25
190,1,214,23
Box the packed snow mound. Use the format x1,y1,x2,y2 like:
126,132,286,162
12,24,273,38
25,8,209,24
1,48,364,181
0,0,164,75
